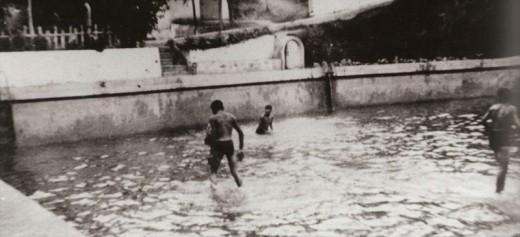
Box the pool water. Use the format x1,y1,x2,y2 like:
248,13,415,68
1,98,519,237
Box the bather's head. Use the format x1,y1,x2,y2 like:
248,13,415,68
210,100,224,114
264,105,273,116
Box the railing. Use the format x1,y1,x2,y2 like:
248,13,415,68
0,25,119,51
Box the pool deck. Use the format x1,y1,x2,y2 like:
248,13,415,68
0,180,85,237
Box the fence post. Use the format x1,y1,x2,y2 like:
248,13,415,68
68,26,74,45
107,25,113,48
52,26,59,49
0,24,115,51
44,30,52,49
60,29,66,49
79,25,85,46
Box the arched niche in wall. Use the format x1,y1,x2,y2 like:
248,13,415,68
274,36,305,70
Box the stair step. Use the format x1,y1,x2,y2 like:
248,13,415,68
162,71,190,76
159,47,171,52
164,64,187,68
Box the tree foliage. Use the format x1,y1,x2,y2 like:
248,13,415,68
1,0,170,46
300,0,518,65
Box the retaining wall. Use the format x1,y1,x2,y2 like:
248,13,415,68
11,79,325,145
332,58,520,107
0,48,161,88
0,51,518,146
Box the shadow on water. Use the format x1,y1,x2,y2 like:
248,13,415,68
0,102,38,194
0,145,38,195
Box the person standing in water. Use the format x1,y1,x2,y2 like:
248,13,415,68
256,105,274,135
206,100,244,187
479,88,520,193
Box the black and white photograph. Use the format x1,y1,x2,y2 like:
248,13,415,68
0,0,519,236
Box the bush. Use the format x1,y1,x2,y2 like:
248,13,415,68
0,38,11,51
66,40,82,50
176,27,272,51
11,36,27,51
33,36,49,50
84,35,107,52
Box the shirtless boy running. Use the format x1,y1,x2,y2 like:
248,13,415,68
480,88,520,193
206,100,244,187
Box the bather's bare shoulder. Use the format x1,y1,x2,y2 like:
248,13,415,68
489,104,500,111
222,111,236,120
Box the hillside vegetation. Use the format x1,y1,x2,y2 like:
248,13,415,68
233,0,308,22
299,0,519,66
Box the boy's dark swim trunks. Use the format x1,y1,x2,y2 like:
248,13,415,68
212,140,235,157
489,130,510,152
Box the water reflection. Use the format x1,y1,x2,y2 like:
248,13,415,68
0,145,39,195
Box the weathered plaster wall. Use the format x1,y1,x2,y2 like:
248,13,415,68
331,58,520,107
334,69,520,108
12,81,324,146
0,48,161,88
187,34,305,74
188,35,280,73
1,55,518,146
187,35,276,63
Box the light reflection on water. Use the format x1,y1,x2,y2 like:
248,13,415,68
1,98,520,237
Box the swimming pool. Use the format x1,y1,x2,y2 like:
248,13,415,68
1,98,519,237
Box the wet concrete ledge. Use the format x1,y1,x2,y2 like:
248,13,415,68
0,180,85,237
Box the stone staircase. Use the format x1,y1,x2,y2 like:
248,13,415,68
158,46,191,77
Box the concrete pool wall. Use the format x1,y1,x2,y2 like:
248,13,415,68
333,58,520,107
0,50,518,146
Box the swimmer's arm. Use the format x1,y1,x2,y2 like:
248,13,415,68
269,118,273,131
232,118,244,149
479,110,491,127
206,123,211,135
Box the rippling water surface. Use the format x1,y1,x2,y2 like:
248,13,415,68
1,98,520,237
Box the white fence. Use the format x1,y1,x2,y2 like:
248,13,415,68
0,25,119,50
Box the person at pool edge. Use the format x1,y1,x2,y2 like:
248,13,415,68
479,88,520,193
256,105,274,135
205,100,244,187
